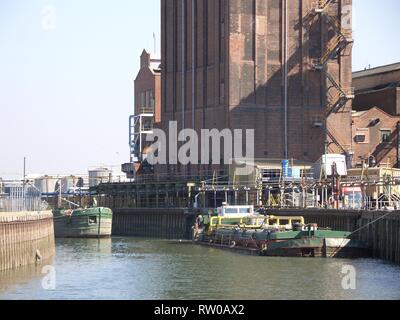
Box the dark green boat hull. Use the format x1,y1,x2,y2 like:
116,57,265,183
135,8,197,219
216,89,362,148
202,228,371,259
262,237,370,258
53,207,113,238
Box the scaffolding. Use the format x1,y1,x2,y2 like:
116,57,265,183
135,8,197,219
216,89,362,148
94,164,400,211
129,106,155,164
196,171,400,211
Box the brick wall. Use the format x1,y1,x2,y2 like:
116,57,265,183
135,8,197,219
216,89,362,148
352,107,400,167
159,0,353,176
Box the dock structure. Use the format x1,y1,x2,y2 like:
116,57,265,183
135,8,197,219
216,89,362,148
0,211,55,271
97,163,400,212
112,208,195,240
92,171,400,265
0,181,55,271
270,209,400,265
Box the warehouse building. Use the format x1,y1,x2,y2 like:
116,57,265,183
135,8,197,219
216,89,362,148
352,62,400,168
353,62,400,116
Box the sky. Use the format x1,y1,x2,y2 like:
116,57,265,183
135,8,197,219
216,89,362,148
0,0,399,179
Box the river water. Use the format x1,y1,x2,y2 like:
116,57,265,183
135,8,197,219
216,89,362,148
1,238,400,300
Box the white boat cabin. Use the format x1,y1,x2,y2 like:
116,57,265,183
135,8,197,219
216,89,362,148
217,203,254,218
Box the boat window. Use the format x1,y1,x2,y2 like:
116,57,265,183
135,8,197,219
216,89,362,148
239,208,251,214
88,216,97,224
225,208,239,214
268,219,277,226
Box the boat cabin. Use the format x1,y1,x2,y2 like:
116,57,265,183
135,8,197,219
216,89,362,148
217,203,254,218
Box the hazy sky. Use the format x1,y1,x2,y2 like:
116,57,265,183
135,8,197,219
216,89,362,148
0,0,399,179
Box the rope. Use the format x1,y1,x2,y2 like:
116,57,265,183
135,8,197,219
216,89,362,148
347,210,396,238
328,210,396,257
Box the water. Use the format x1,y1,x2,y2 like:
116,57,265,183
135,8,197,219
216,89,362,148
1,238,400,300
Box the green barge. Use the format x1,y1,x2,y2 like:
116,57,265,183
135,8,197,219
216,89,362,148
53,207,113,238
194,205,370,258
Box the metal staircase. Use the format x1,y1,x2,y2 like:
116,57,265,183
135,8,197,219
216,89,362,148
309,0,354,152
129,108,155,163
324,70,355,117
327,129,347,154
311,0,335,13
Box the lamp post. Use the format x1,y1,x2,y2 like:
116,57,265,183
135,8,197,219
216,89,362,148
23,157,26,211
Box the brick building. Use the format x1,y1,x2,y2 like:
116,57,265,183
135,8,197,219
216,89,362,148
353,62,400,116
123,50,162,178
159,0,353,178
134,50,162,123
352,107,400,168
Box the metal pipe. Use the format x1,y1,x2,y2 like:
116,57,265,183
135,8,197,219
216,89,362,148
194,192,201,208
397,121,400,168
181,0,186,131
192,0,196,131
283,0,289,159
23,157,26,211
139,116,142,161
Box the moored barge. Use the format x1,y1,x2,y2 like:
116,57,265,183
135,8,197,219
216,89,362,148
53,207,113,238
194,204,370,258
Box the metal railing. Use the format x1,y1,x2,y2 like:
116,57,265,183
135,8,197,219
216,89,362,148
0,185,48,213
137,107,155,115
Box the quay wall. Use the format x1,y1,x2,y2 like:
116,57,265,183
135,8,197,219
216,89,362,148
270,209,400,265
0,211,55,271
110,206,400,265
112,208,196,240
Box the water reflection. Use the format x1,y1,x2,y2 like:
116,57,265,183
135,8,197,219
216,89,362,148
0,257,54,297
0,238,399,300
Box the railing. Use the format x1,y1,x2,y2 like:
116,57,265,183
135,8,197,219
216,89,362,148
326,87,355,117
0,195,47,212
136,107,155,115
209,215,306,234
0,184,48,213
310,0,335,13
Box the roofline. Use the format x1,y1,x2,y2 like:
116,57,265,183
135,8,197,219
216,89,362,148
353,62,400,79
352,106,400,119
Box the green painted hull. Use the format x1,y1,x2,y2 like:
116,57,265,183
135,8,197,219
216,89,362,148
262,237,369,258
53,207,113,238
204,228,371,259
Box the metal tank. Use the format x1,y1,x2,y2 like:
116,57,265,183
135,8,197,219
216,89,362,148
34,176,59,194
88,168,111,188
61,176,80,193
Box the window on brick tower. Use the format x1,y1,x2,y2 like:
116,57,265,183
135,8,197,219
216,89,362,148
381,130,392,144
140,92,145,108
145,91,150,108
150,91,154,108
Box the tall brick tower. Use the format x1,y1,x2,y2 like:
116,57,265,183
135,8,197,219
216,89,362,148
160,0,353,177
